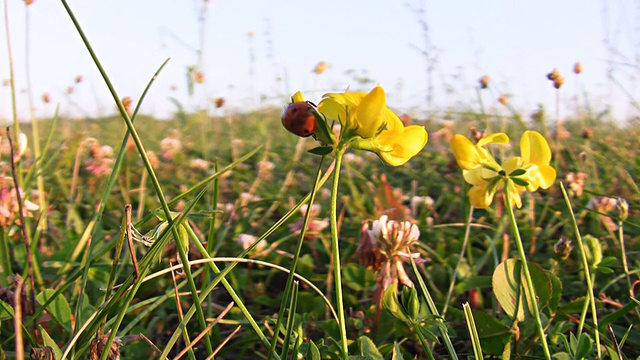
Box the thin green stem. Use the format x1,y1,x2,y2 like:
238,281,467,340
330,146,348,358
414,322,436,360
504,186,551,360
409,251,458,359
269,156,325,359
559,183,601,359
442,204,474,317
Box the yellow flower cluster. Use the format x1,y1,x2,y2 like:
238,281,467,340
450,131,556,208
284,86,428,166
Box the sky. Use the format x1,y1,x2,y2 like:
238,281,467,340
1,0,640,123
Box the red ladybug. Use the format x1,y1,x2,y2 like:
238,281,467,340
281,101,317,137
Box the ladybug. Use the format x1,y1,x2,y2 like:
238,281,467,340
281,101,317,137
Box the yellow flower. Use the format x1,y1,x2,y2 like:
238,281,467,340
318,86,428,166
450,131,556,208
318,86,402,138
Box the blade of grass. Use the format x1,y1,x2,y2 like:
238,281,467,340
559,182,601,358
463,302,483,360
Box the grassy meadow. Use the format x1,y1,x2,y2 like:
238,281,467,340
2,4,640,360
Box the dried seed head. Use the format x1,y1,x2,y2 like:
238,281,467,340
616,198,629,221
313,61,329,75
42,93,50,104
75,75,83,83
553,237,573,260
213,97,225,108
469,127,486,143
581,128,593,139
121,96,132,115
89,333,122,360
479,75,490,89
547,69,564,89
195,71,205,84
498,94,508,105
574,62,582,74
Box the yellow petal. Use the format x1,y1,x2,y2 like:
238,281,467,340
477,132,509,147
355,86,387,138
451,135,484,170
468,182,496,208
463,167,498,185
521,130,552,166
318,98,349,127
291,91,306,103
318,92,367,129
502,157,522,174
525,164,557,191
506,180,523,208
375,126,428,166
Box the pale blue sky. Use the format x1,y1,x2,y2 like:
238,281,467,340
1,0,639,123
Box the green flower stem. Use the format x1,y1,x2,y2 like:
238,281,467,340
414,323,436,360
330,145,349,358
559,183,601,358
503,186,551,360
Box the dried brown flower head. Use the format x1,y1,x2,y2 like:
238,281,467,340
121,96,132,115
469,127,486,143
547,69,564,89
574,62,582,74
0,274,34,315
90,333,122,360
553,237,573,260
498,94,508,105
42,93,50,104
479,75,490,89
356,215,425,304
195,71,205,84
75,75,83,84
313,61,329,75
581,128,593,139
213,97,225,108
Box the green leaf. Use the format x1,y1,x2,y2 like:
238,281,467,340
551,352,572,360
523,261,553,314
599,256,617,267
547,270,563,315
510,177,529,187
574,333,593,360
557,296,590,315
0,301,13,320
304,340,321,360
472,310,513,355
308,146,334,156
597,266,615,274
38,325,63,360
36,289,72,333
508,168,527,177
492,259,525,321
493,259,554,319
359,335,384,360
